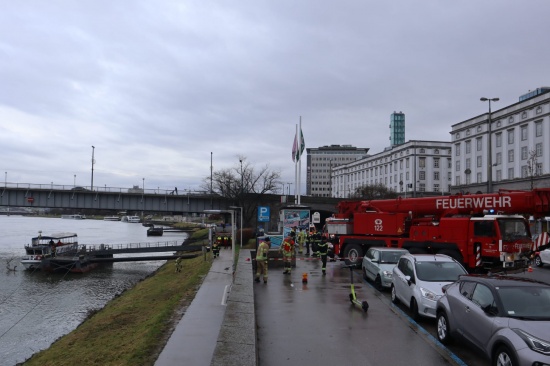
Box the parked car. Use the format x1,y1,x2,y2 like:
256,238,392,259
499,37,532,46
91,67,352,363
436,275,550,366
534,245,550,267
362,247,409,290
391,253,468,320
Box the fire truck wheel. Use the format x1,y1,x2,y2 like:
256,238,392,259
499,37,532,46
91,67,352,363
438,249,463,264
343,244,362,268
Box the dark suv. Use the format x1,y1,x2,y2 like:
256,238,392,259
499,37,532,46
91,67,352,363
436,275,550,366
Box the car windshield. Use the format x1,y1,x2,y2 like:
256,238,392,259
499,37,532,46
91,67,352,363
415,261,467,282
380,251,406,264
497,286,550,319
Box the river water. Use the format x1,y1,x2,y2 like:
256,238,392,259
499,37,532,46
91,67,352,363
0,216,188,366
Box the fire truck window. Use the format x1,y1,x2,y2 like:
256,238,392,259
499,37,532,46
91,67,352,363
474,221,494,237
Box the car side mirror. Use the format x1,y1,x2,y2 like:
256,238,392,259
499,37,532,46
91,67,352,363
482,304,498,316
405,275,413,286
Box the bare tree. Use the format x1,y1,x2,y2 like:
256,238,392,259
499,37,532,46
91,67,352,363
202,156,281,227
352,183,398,200
527,150,540,190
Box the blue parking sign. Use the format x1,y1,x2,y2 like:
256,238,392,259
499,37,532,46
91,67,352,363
257,206,270,222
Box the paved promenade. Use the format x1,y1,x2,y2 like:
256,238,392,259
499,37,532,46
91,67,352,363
155,248,256,366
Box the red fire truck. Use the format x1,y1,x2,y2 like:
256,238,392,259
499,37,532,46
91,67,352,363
326,189,550,271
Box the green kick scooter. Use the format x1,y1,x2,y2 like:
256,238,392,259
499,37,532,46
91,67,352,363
345,265,369,312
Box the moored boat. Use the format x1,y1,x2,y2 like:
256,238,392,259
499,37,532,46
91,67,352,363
122,215,141,223
103,216,121,221
61,214,86,220
147,226,164,236
21,232,79,270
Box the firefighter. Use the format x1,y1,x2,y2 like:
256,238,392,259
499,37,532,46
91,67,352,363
212,238,220,258
255,237,270,283
279,231,296,274
297,228,307,254
317,236,329,275
223,235,229,249
311,230,322,257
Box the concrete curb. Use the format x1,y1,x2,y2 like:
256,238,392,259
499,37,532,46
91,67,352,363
210,250,257,366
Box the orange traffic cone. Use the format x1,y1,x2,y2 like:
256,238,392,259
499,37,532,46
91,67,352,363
302,272,308,283
528,265,533,272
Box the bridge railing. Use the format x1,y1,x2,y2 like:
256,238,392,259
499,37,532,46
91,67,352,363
2,182,212,196
79,241,184,252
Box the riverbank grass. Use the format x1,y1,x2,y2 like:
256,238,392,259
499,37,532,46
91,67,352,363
23,253,211,366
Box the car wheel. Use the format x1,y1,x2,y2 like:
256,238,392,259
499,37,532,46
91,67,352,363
410,298,420,321
493,345,518,366
362,266,368,281
391,285,399,304
343,244,363,268
374,275,383,291
436,312,452,344
534,255,543,267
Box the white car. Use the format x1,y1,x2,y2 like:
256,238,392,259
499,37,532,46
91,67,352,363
391,253,468,320
534,246,550,267
362,247,408,290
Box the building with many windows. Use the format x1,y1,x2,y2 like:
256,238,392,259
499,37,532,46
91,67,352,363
451,87,550,193
331,140,452,198
306,145,369,197
390,111,405,147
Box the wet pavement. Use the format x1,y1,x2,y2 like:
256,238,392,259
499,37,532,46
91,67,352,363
254,254,467,366
155,249,480,366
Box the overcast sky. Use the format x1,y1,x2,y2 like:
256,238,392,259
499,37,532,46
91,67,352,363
1,1,549,194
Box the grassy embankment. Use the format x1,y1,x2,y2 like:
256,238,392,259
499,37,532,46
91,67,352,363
23,226,213,366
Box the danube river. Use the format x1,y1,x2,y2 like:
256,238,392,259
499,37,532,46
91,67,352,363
0,215,187,366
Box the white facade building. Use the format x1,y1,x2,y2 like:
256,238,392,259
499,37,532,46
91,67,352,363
306,145,369,197
451,89,550,193
331,140,452,198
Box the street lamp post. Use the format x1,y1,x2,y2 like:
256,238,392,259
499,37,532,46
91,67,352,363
480,97,499,193
230,206,243,248
204,209,236,275
91,146,95,190
74,174,76,187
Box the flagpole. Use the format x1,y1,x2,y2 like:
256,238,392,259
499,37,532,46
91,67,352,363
298,117,302,204
294,123,298,204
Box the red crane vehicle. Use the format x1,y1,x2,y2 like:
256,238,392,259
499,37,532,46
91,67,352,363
326,189,550,272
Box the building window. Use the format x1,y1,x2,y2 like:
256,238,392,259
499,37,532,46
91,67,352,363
456,176,461,185
465,174,471,185
455,133,460,139
476,138,482,151
477,156,482,168
419,183,425,192
448,158,452,168
496,152,502,165
536,106,542,114
522,166,528,178
508,149,514,163
477,126,482,132
420,148,425,153
521,146,528,160
522,111,527,119
466,158,471,169
477,172,482,183
456,161,461,172
536,120,543,137
434,149,439,154
434,158,439,168
496,133,502,147
521,125,528,141
434,184,440,192
406,158,410,168
466,129,471,136
455,144,461,156
508,167,514,179
496,170,502,181
536,143,543,157
509,116,514,124
419,171,426,180
465,140,471,154
434,171,440,181
507,130,514,144
537,163,543,175
419,157,426,168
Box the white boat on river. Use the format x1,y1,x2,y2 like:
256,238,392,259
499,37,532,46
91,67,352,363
20,232,79,270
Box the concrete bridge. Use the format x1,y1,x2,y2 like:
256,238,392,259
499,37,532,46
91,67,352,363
0,183,341,216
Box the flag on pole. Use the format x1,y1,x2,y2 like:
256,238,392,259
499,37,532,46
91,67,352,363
294,127,306,161
292,132,298,162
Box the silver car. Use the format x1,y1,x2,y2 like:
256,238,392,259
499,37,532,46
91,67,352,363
391,253,468,320
362,247,408,290
436,275,550,366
